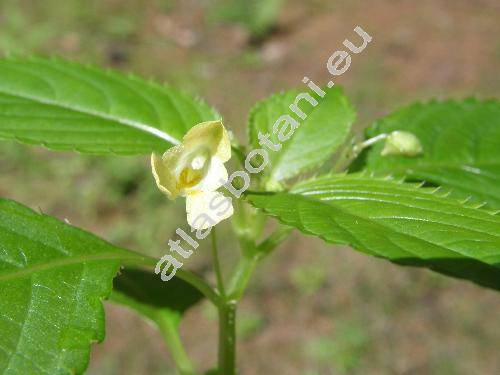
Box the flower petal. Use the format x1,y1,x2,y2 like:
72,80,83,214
190,156,228,193
186,191,234,230
151,145,184,199
183,120,231,162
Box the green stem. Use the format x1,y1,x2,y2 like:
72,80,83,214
358,133,388,149
227,255,261,301
218,302,237,375
231,144,246,167
211,228,237,373
156,311,195,375
176,269,220,305
332,133,388,172
228,226,292,300
211,229,226,298
257,226,293,254
332,136,356,172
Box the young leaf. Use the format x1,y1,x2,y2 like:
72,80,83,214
247,174,500,290
0,56,219,155
248,87,355,183
0,198,150,374
359,98,500,209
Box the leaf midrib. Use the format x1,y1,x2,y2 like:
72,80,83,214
374,160,500,175
0,88,178,146
0,252,144,282
254,191,500,266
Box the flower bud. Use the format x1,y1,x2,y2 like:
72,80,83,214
381,131,423,157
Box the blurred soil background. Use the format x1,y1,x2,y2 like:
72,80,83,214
0,0,499,374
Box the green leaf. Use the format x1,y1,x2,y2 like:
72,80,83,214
111,270,202,374
360,98,500,209
248,87,355,183
248,174,500,290
0,56,219,155
111,268,203,322
0,198,148,374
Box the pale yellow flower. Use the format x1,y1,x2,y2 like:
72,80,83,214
152,120,233,230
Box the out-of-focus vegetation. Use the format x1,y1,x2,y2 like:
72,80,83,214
0,0,499,374
211,0,286,40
